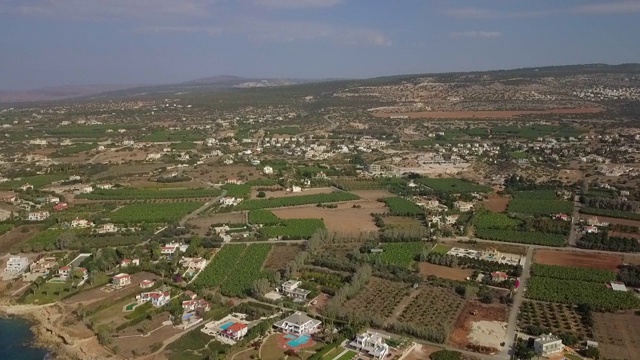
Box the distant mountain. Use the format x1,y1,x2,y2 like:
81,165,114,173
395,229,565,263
183,75,313,88
0,84,143,103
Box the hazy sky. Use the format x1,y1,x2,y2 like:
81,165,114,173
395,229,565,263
1,0,639,90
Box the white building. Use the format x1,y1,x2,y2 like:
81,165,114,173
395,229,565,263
263,166,274,175
4,256,29,273
137,291,170,307
112,273,132,287
96,223,118,234
28,211,50,221
273,311,322,335
454,201,474,212
534,334,564,356
71,218,93,228
280,280,311,302
350,332,390,359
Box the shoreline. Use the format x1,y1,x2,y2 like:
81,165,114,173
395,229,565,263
0,303,111,360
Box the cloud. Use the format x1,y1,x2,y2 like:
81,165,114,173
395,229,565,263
1,0,214,19
136,20,390,46
450,31,501,39
254,0,343,9
442,6,552,19
571,1,640,14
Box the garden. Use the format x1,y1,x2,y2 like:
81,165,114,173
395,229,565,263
78,188,221,200
382,197,423,217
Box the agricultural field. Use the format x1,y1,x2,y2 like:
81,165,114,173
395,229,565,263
142,129,205,142
78,188,221,200
481,194,510,212
261,219,325,239
0,224,13,236
415,178,490,193
473,212,521,230
236,192,359,210
526,277,640,312
517,301,593,340
382,197,423,217
263,244,303,271
507,199,573,215
397,286,464,338
593,312,640,360
341,278,412,323
374,242,425,267
222,183,251,198
0,174,70,189
109,201,202,223
530,264,616,283
248,210,280,225
512,190,559,200
18,229,71,251
383,216,425,229
333,178,406,191
580,207,640,221
533,249,623,270
474,228,566,246
418,263,473,281
194,244,272,297
54,143,97,156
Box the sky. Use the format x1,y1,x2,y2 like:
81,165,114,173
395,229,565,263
1,0,639,90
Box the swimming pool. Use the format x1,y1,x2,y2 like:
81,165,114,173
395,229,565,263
220,321,235,330
287,335,310,347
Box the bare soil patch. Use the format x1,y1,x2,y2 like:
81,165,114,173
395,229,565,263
263,244,303,271
188,212,246,236
372,107,603,119
482,194,510,212
623,253,640,265
402,345,443,360
419,263,473,281
384,216,424,228
350,189,396,200
271,200,386,234
609,231,640,240
533,249,622,271
0,225,42,253
112,313,182,358
593,312,640,360
308,293,331,316
253,187,334,199
449,301,508,352
93,164,164,180
92,149,148,163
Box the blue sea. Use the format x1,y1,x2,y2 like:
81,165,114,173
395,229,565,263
0,317,51,360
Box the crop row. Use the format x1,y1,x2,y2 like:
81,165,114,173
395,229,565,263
415,178,490,193
508,199,573,215
194,245,247,289
236,192,359,210
383,197,423,217
222,184,251,198
473,212,521,230
475,229,566,246
109,202,202,223
526,277,640,312
248,210,280,224
580,207,640,221
512,190,558,200
78,188,221,200
376,242,425,267
530,264,616,283
219,244,272,297
261,219,325,239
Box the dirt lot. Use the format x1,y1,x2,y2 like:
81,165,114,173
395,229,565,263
188,212,246,236
372,107,603,119
111,312,182,358
253,187,334,199
593,312,640,360
92,149,149,163
623,253,640,265
533,249,622,270
350,189,396,200
63,272,159,306
271,200,386,234
482,194,510,212
384,216,424,228
580,214,640,227
419,263,473,281
0,225,42,253
402,345,443,360
92,164,164,180
449,301,508,352
263,244,303,271
609,231,640,240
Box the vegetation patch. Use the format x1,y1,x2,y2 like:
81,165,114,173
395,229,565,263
78,188,221,200
237,192,359,210
475,229,566,247
508,199,573,215
109,202,202,223
382,197,423,216
415,178,490,193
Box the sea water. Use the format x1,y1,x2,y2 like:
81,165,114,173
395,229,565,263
0,317,50,360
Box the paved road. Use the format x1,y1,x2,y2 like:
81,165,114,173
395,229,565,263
502,246,533,358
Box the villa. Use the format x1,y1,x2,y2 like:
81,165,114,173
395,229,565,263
274,312,322,335
182,299,211,312
280,280,311,302
112,273,131,287
222,323,248,341
139,280,155,289
350,332,390,359
4,256,30,273
28,211,50,221
534,334,564,356
137,291,171,307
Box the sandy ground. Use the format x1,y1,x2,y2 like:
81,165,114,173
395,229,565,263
271,200,386,234
468,320,507,349
533,249,622,270
372,107,603,119
418,263,473,281
188,213,246,236
401,345,442,360
449,301,508,351
252,187,334,199
593,312,640,360
263,244,303,271
92,149,149,163
0,225,42,253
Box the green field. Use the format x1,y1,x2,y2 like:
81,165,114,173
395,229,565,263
248,210,280,224
473,212,521,229
0,174,70,189
383,197,423,216
142,130,205,142
376,242,425,266
78,188,221,200
431,244,451,254
222,184,251,198
261,219,325,239
0,224,13,236
475,229,566,246
110,202,203,223
415,178,490,193
508,199,573,215
236,192,359,210
54,143,96,156
580,207,640,221
512,190,559,200
530,264,616,283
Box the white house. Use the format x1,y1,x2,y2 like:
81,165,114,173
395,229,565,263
182,299,211,312
78,185,94,194
28,211,50,221
96,183,113,190
454,201,474,212
180,257,207,271
280,280,311,302
219,197,242,207
120,258,140,267
161,242,189,256
4,256,30,273
139,280,155,289
137,291,170,307
96,223,118,234
263,166,274,175
273,311,322,335
534,334,564,356
290,185,302,193
71,218,93,228
350,332,390,359
112,273,131,287
222,323,248,341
